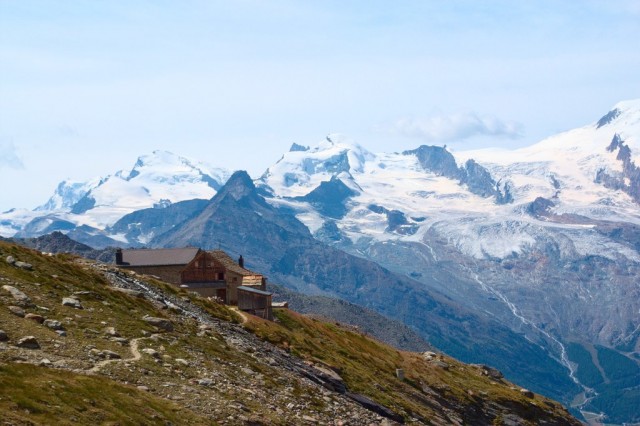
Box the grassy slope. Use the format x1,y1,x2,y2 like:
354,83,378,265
0,363,208,426
245,308,577,424
0,241,579,425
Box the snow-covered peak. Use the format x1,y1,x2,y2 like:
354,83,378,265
260,134,374,197
35,178,101,212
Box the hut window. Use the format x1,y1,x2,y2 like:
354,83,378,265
218,272,224,280
195,261,199,267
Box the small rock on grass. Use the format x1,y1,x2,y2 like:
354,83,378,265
2,285,33,307
0,330,8,341
8,305,25,317
143,316,173,332
44,319,64,330
16,336,40,349
61,297,83,309
25,313,45,323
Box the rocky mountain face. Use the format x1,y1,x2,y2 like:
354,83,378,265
150,171,579,405
253,101,640,424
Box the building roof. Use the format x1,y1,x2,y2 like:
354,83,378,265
120,248,200,266
237,286,272,296
209,250,262,277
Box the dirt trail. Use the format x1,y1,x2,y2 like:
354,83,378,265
87,336,147,374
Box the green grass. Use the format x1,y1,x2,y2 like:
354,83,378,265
0,363,210,425
244,308,575,424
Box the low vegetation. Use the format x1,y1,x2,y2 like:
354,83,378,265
0,241,580,425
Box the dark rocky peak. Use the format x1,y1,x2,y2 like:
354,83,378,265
462,159,499,199
70,192,96,214
597,108,621,129
527,197,556,218
607,133,624,152
289,143,310,152
403,145,462,179
596,134,640,204
294,176,358,219
213,170,256,202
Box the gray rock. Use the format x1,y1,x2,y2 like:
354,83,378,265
0,330,7,341
6,256,15,265
102,350,121,359
142,348,160,358
14,261,33,271
143,316,173,331
197,378,214,386
55,330,67,337
8,305,25,317
104,326,120,337
61,297,83,309
2,285,33,307
175,358,189,366
25,313,45,323
16,336,40,349
44,319,64,330
520,388,534,398
39,358,52,367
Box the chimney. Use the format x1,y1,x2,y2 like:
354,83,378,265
115,248,123,265
238,255,244,268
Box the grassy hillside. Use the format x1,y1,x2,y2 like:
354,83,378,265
0,241,580,425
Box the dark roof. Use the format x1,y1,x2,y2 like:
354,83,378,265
209,250,262,276
120,248,200,266
237,286,272,296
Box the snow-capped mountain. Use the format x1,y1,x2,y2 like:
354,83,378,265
259,100,640,260
0,150,230,245
3,100,640,422
255,101,640,423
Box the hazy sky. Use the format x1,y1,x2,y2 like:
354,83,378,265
1,0,639,211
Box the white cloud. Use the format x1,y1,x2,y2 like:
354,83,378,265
392,112,524,143
0,142,24,169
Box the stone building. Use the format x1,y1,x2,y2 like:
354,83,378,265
115,247,271,309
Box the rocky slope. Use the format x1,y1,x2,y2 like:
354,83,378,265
0,241,580,425
150,171,579,405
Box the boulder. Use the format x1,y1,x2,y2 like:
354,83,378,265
104,327,120,337
16,336,40,349
25,313,45,324
143,316,173,332
102,350,121,359
44,319,64,330
520,388,534,398
8,305,25,317
61,297,83,309
2,285,33,307
5,255,15,265
14,261,33,271
142,348,160,358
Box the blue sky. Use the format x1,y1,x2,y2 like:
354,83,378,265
1,0,639,211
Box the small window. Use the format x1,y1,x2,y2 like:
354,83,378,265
195,261,199,267
218,272,224,280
